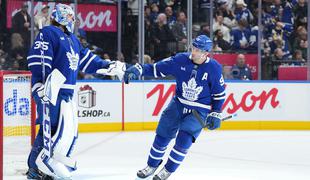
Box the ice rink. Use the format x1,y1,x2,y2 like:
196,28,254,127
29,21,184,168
5,130,310,180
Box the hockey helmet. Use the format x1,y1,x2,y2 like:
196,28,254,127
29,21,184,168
192,35,213,52
51,4,75,33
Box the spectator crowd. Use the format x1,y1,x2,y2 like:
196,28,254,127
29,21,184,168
0,0,308,80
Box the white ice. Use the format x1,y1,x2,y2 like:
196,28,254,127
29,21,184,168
4,131,310,180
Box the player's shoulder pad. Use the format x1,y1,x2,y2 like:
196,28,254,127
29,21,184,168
172,52,191,64
208,58,223,72
40,25,59,38
175,52,190,58
41,25,56,33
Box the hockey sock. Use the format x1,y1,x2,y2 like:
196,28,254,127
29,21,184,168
28,126,44,169
165,131,193,172
147,134,171,167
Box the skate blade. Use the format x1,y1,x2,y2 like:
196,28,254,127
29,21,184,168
135,175,153,180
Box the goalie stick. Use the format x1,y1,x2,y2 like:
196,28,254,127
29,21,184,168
192,109,237,129
39,32,53,160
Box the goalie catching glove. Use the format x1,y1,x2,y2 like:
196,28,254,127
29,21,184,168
96,60,126,80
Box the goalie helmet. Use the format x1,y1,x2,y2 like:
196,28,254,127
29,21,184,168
51,4,75,33
192,35,213,52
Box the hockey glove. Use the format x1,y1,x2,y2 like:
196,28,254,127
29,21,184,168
123,63,143,84
34,84,50,103
206,112,222,130
96,61,126,80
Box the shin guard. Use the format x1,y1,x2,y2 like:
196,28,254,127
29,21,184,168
165,131,193,173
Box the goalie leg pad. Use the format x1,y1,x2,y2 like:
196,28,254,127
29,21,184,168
36,150,72,179
36,99,78,178
52,99,78,168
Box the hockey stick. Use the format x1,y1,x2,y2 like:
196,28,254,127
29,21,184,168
39,32,52,159
192,109,237,129
222,114,237,121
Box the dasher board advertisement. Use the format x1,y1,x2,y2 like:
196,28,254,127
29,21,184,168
74,81,310,131
74,82,122,123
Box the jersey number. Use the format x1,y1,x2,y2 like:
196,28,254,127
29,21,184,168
34,41,49,51
219,75,225,86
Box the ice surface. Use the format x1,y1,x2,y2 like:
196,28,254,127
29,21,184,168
4,131,310,180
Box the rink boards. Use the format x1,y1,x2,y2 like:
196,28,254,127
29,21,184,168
72,80,310,132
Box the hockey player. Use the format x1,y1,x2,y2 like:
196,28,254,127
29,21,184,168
26,4,124,179
124,35,226,180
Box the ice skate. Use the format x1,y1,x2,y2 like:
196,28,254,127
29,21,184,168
153,167,171,180
137,165,159,178
26,168,53,180
26,168,43,180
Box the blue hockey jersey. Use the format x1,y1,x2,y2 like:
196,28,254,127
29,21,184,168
230,27,251,50
142,52,226,113
27,25,110,97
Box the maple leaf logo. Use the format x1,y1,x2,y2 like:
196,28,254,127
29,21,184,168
182,78,203,101
66,46,79,71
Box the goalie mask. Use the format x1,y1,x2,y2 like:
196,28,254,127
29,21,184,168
51,4,75,33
